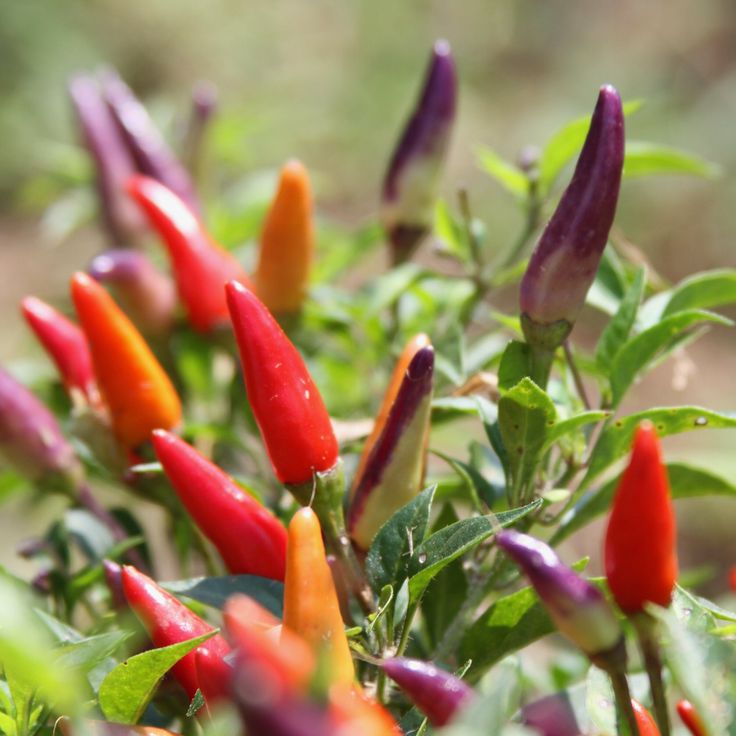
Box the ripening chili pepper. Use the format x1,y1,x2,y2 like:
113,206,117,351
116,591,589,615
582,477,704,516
328,684,402,736
58,718,179,736
70,272,181,448
0,366,82,491
102,559,127,610
351,333,431,494
68,74,146,245
183,81,218,181
382,40,457,265
128,175,252,333
380,657,474,727
89,249,176,335
194,648,233,705
20,296,99,405
283,508,354,685
520,693,582,736
226,281,338,485
254,160,314,314
348,345,434,550
633,700,661,736
497,530,624,665
728,566,736,592
152,430,287,580
604,422,677,613
677,700,706,736
520,85,624,351
121,565,230,699
102,71,200,213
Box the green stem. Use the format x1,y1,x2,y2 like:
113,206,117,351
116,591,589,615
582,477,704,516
499,177,541,269
563,339,591,410
529,344,555,390
608,668,641,736
634,614,671,736
397,600,420,656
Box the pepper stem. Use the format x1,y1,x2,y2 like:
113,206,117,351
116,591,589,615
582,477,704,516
607,668,641,736
633,613,671,736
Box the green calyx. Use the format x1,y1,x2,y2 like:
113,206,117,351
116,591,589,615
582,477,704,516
521,313,573,351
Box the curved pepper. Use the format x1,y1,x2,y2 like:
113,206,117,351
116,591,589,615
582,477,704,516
70,272,181,448
633,700,661,735
676,700,706,736
254,160,314,313
328,684,401,736
497,530,623,665
226,281,338,485
604,422,677,613
152,430,287,580
194,648,233,706
348,345,434,550
520,85,624,350
121,565,230,699
20,296,99,405
128,175,252,333
380,657,473,727
283,508,354,686
382,40,457,265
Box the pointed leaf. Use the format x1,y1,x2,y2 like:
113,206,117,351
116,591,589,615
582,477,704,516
623,141,720,179
476,147,530,198
662,268,736,318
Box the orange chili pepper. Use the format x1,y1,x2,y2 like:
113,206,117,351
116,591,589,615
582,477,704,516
70,272,181,448
254,160,314,313
328,684,402,736
632,699,661,736
677,699,706,736
282,507,354,686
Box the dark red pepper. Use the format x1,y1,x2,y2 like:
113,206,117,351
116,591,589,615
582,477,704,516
676,700,706,736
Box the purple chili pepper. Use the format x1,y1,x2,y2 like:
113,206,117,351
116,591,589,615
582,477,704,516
102,559,127,611
347,346,434,550
496,530,623,663
184,81,218,180
381,656,474,726
88,249,176,335
520,85,624,350
0,366,81,491
101,70,200,214
521,693,583,736
68,74,146,246
382,40,457,265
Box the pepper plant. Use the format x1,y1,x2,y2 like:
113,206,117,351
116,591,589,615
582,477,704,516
1,40,736,736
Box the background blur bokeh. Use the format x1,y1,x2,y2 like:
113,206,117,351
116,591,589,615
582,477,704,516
1,0,735,580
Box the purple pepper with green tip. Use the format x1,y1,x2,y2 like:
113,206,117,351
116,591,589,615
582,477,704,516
381,657,474,726
382,40,457,265
347,346,434,550
496,530,623,666
520,85,624,350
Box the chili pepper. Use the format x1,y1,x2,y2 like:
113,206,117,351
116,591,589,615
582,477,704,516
226,281,338,485
520,85,624,351
128,175,252,333
729,566,736,592
0,366,82,491
194,648,233,705
328,684,402,736
633,700,661,735
254,160,314,314
121,565,230,700
102,70,200,213
382,40,457,265
102,559,127,610
58,718,179,736
348,345,434,550
351,333,431,494
20,296,99,405
604,422,677,613
70,272,181,448
283,508,354,685
380,657,473,727
676,700,706,736
152,430,287,580
183,81,218,181
520,693,581,736
497,530,624,666
89,249,176,335
68,74,146,245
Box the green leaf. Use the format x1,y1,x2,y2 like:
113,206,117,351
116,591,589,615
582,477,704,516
187,689,206,718
609,309,732,405
164,575,284,617
365,485,437,594
434,199,470,262
432,451,495,511
498,378,556,496
595,267,646,369
662,268,736,318
623,141,721,179
98,630,217,724
497,341,532,392
542,411,610,450
408,500,542,603
368,263,426,313
55,631,130,674
476,147,529,198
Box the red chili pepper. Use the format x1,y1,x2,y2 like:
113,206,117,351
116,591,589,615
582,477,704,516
194,648,233,706
604,422,678,613
152,430,287,580
21,296,99,405
677,700,706,736
59,719,179,736
632,699,661,736
729,566,736,593
328,684,402,735
226,281,338,485
121,565,230,700
128,175,252,333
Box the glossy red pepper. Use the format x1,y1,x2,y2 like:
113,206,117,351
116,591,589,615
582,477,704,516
194,648,233,706
226,281,338,485
121,565,230,700
21,296,99,405
128,175,252,333
632,699,661,736
152,430,287,580
604,422,678,613
676,700,706,736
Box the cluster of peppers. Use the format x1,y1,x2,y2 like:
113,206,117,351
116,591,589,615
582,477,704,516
0,39,714,736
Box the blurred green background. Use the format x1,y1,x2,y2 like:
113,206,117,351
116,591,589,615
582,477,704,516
0,0,735,579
